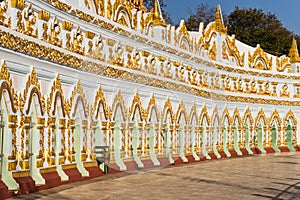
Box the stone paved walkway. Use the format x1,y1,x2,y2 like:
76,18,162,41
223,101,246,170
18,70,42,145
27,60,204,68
13,153,300,200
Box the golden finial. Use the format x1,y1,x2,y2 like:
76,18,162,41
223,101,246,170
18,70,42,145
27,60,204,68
289,37,300,62
152,0,166,26
214,4,227,34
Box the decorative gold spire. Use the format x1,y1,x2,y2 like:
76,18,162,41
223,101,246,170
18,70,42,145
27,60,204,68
214,4,227,34
289,37,300,63
152,0,166,26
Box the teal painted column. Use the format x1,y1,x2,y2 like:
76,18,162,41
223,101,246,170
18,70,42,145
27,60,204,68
148,122,160,166
131,120,144,168
233,125,242,155
271,125,281,153
222,126,231,157
0,110,19,190
244,124,253,154
191,125,200,160
74,119,89,177
113,120,126,170
202,126,211,159
212,127,221,159
29,116,46,184
257,124,266,154
286,123,296,152
178,122,188,162
164,121,174,164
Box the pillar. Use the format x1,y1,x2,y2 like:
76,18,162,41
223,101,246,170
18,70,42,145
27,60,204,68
257,124,266,154
222,126,231,157
131,120,144,168
244,124,253,154
233,125,242,155
271,125,281,153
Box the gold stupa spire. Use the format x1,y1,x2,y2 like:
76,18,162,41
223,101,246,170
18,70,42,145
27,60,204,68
214,5,227,34
289,37,300,62
152,0,166,26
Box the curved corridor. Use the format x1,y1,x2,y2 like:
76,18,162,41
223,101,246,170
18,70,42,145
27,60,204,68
17,153,300,200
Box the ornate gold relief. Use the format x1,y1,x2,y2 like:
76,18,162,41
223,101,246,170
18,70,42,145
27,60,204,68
70,80,88,118
221,106,232,125
62,21,73,31
224,35,245,67
280,83,290,98
112,90,127,121
38,10,50,22
199,104,211,126
248,44,272,70
23,4,38,38
242,107,254,126
129,91,144,121
146,94,159,122
49,16,62,47
163,97,174,123
175,101,188,124
289,37,300,63
11,0,25,10
0,0,10,28
255,108,268,125
276,56,291,72
93,86,110,120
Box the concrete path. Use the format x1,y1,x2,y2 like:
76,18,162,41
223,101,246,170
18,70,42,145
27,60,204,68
12,153,300,200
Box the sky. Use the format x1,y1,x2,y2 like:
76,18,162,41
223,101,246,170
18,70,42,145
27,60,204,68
163,0,300,35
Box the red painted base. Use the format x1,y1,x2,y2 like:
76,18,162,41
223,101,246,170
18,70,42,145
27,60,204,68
37,172,62,191
14,176,36,194
63,168,83,183
124,161,138,171
142,159,155,169
265,147,275,154
0,181,13,200
229,149,239,157
109,164,121,174
218,151,228,158
279,146,290,152
157,157,172,167
240,148,249,156
85,167,103,179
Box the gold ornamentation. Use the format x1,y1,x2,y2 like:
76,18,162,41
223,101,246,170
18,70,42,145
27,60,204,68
175,101,188,123
280,83,290,98
70,80,88,118
146,94,159,122
129,91,144,121
289,37,300,63
113,42,124,67
163,97,174,123
23,4,38,38
38,10,50,22
72,26,85,55
276,56,291,72
62,21,73,31
93,35,105,61
248,44,272,70
199,104,211,125
112,90,127,120
93,86,110,120
49,16,62,47
224,35,245,67
0,0,10,28
11,0,24,10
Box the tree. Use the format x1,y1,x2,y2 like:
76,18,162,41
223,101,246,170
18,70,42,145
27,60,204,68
227,7,294,56
143,0,173,25
185,3,216,31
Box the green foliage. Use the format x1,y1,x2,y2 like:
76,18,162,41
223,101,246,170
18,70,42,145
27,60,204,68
185,3,216,31
143,0,173,25
227,7,294,56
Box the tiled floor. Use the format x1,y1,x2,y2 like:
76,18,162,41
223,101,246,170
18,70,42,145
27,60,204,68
14,152,300,199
